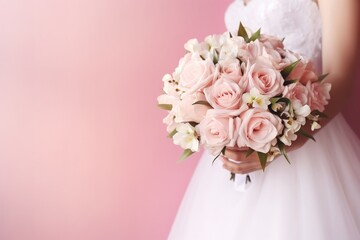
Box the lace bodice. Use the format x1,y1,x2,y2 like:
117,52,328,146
225,0,322,72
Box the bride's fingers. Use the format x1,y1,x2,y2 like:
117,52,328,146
224,148,256,162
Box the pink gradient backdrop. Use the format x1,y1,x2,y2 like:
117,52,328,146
0,0,358,239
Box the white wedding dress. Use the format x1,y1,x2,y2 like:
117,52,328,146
168,0,360,239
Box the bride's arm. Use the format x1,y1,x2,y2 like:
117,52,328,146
279,0,360,152
221,0,360,174
318,0,360,122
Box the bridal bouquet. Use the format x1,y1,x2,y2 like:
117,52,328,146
157,23,331,172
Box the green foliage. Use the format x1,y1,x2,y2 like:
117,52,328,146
178,149,194,162
278,140,291,164
281,60,301,79
157,104,172,111
237,22,250,42
257,152,268,171
298,129,316,142
192,100,212,108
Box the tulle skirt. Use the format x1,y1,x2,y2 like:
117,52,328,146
169,114,360,240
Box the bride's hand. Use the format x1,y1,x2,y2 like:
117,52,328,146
220,147,271,174
221,134,310,174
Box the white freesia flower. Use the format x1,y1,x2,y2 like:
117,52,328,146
184,38,210,59
271,102,286,113
267,147,281,162
242,88,270,109
292,100,311,126
184,39,200,52
279,128,298,146
311,121,321,131
219,38,239,61
283,117,301,132
173,123,199,152
204,34,224,50
293,100,311,117
162,74,181,97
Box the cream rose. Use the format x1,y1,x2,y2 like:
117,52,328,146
173,92,211,123
177,53,215,96
237,108,283,153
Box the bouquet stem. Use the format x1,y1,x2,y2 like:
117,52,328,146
230,172,251,184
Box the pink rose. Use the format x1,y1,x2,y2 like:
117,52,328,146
236,40,264,64
204,77,243,110
245,40,264,63
259,34,284,49
247,57,285,97
218,58,242,82
178,53,215,96
288,60,318,84
306,81,331,112
283,82,309,105
261,47,282,69
198,110,240,155
173,92,211,123
237,108,283,153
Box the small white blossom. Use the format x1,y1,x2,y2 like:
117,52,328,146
242,88,270,109
293,101,311,125
184,38,210,59
162,74,181,97
283,117,301,132
267,147,281,162
173,123,199,152
311,121,321,131
271,102,286,112
219,38,239,61
279,128,298,146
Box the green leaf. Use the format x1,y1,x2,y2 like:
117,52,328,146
249,28,261,42
318,73,329,82
298,129,316,142
246,148,255,157
167,129,177,138
237,22,249,42
278,140,291,164
270,97,281,104
283,79,297,86
281,59,301,79
257,152,268,171
311,110,328,119
212,50,219,64
221,146,226,155
157,104,172,111
192,100,212,108
212,146,226,165
187,121,198,127
178,149,194,162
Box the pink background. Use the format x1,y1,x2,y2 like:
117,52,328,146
0,0,359,239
